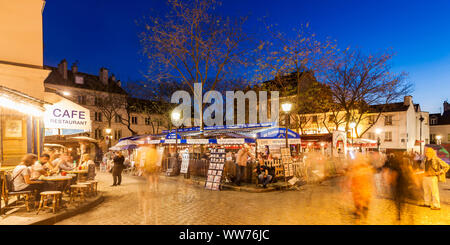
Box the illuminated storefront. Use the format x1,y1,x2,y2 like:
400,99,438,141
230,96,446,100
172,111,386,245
0,86,47,165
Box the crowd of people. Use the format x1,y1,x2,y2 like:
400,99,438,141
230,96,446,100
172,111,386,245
347,147,449,222
10,151,96,208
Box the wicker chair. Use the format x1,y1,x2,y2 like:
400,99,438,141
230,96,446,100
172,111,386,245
1,173,32,214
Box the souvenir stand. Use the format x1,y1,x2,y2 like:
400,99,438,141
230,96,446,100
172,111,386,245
128,123,303,187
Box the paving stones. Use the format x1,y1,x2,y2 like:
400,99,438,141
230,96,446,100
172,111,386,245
55,172,450,225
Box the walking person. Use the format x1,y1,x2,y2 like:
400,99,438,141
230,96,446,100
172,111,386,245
347,158,374,222
421,147,449,210
112,151,125,186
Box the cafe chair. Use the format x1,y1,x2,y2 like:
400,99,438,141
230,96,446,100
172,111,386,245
77,182,94,197
1,173,32,213
69,184,88,204
36,191,62,214
87,180,98,196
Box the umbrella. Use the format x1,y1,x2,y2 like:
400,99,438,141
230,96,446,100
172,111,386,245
122,144,137,150
69,136,97,142
115,139,137,147
109,140,137,151
44,143,66,148
109,145,122,151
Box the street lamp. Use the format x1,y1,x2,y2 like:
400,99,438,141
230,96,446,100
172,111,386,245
281,102,292,149
419,115,424,155
171,110,181,156
375,128,382,152
349,122,356,147
105,128,112,149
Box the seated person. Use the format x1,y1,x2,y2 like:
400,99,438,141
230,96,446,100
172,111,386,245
44,153,60,174
30,154,50,180
12,154,44,207
80,153,96,180
80,153,95,168
58,153,74,171
254,154,273,188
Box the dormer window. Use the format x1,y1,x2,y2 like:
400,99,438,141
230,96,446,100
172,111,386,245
75,75,84,85
430,117,438,125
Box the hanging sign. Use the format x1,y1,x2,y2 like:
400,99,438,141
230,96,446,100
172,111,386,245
186,139,209,144
217,138,245,145
44,98,91,130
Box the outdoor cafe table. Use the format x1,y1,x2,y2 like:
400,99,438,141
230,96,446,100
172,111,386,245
66,170,88,182
40,175,74,206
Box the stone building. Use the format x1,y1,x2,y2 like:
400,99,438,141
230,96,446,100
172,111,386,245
287,96,429,153
44,60,168,151
0,0,50,165
429,101,450,145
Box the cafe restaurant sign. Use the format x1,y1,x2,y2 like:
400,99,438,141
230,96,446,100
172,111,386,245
44,99,92,131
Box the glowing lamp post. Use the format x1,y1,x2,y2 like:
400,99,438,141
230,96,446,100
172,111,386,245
105,128,112,149
375,128,382,152
281,102,292,148
171,110,181,156
349,122,356,148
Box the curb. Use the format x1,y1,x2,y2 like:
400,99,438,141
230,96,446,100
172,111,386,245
158,174,287,193
29,193,105,225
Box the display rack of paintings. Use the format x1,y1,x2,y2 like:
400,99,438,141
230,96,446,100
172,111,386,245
205,147,226,190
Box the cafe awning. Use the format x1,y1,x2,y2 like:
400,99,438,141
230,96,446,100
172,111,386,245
0,85,47,117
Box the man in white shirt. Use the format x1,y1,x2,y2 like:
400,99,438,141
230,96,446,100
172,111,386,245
58,153,74,171
30,154,50,180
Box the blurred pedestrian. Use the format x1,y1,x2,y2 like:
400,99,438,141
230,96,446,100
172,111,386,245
421,147,450,210
347,157,374,221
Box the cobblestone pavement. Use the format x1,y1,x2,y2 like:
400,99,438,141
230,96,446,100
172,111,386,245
56,172,450,225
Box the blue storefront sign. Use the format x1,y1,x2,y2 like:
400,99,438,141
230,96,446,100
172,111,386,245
256,127,300,139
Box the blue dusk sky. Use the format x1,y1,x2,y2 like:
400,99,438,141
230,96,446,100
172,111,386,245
43,0,450,113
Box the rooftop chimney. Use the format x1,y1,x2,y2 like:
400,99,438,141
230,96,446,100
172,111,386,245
111,74,116,82
404,95,412,106
117,80,121,87
444,101,450,113
99,68,108,85
58,59,68,80
71,63,78,74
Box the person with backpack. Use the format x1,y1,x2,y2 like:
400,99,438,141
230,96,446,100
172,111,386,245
11,154,44,207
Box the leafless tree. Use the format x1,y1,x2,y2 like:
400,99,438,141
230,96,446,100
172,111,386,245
254,23,338,98
324,49,413,137
139,0,251,129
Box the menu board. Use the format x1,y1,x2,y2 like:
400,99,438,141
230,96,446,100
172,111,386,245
156,146,164,167
281,148,293,177
205,147,226,191
180,151,190,174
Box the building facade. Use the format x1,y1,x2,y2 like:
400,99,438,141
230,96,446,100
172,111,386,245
0,0,51,165
429,101,450,145
290,96,429,153
44,60,168,151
